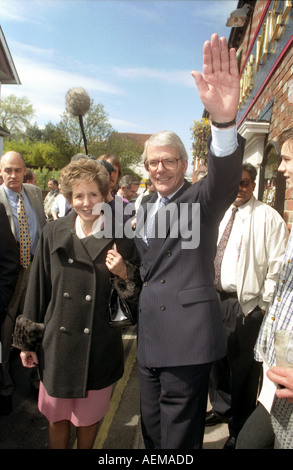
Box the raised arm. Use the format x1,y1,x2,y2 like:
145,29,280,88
191,33,239,125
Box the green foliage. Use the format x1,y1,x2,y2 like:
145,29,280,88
191,118,211,166
91,132,143,175
32,168,60,190
3,139,70,169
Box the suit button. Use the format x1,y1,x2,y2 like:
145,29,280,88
144,282,148,287
63,292,70,298
84,328,90,334
160,305,166,311
68,258,74,264
167,251,172,257
85,295,92,302
60,326,66,332
160,279,165,284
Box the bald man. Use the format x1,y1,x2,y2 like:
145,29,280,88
0,151,46,415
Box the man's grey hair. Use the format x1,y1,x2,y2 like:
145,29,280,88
119,175,140,189
142,131,188,163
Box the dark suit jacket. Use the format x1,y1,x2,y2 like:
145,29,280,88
0,203,19,322
135,136,245,368
0,183,47,240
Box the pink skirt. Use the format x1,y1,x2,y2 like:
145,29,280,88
38,381,113,426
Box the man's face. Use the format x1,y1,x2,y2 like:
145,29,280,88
48,180,58,191
278,139,293,190
233,170,255,207
124,184,139,201
0,152,26,193
109,163,119,190
145,145,187,198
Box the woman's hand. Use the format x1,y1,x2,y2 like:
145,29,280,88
106,243,127,280
20,351,39,368
267,366,293,404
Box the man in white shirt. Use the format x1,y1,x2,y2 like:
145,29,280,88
43,179,59,220
51,185,71,219
206,163,288,448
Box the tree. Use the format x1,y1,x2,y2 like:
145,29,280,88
97,132,143,175
0,95,35,138
191,118,211,166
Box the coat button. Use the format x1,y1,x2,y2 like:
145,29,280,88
160,305,166,311
63,292,70,298
68,258,74,264
85,295,92,302
84,328,90,334
144,282,148,287
167,251,172,257
60,326,66,332
160,279,165,284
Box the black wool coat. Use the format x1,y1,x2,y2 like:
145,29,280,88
19,211,140,398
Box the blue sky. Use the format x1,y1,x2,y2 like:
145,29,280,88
0,0,238,172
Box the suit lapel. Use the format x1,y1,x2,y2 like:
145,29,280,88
136,180,191,279
0,185,16,236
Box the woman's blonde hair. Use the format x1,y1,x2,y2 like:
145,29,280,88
60,158,110,202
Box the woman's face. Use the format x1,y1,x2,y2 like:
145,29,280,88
71,179,104,226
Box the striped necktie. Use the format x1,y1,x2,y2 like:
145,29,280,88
146,197,169,246
17,194,31,269
214,207,238,290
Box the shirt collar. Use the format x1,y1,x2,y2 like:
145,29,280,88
3,184,24,201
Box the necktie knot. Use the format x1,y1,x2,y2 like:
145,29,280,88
160,197,169,206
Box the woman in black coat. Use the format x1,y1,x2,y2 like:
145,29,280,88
13,159,141,449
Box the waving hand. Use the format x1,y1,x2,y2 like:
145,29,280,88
192,33,239,124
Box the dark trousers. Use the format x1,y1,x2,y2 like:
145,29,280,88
138,361,212,449
209,294,263,438
236,402,274,449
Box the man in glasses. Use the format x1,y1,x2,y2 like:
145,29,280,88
134,33,244,449
207,163,288,448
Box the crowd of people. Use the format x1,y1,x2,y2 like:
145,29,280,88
0,33,293,450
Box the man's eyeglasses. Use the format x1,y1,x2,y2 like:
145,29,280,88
239,179,252,187
145,157,181,172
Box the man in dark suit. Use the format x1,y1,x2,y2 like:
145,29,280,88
134,33,244,449
0,151,47,414
0,203,19,325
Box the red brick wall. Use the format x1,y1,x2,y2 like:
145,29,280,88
237,1,293,228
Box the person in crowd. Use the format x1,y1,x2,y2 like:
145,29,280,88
43,179,59,221
98,154,122,195
0,203,19,326
117,175,140,203
0,151,46,415
236,127,293,449
13,158,141,449
23,169,37,185
133,33,244,449
51,184,72,219
206,163,288,448
134,179,156,211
